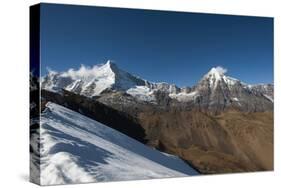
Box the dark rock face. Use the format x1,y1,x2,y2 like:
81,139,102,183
193,72,273,114
153,90,172,106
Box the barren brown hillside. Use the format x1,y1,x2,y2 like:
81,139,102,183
138,110,273,174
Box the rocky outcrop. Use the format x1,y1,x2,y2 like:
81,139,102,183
194,72,273,114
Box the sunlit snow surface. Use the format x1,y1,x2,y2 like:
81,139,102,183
169,91,198,102
126,86,156,102
38,102,198,185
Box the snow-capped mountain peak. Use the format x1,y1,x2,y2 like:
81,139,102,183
60,60,116,82
199,66,240,89
41,62,115,96
41,60,146,97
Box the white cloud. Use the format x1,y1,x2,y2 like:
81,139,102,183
61,64,94,79
215,66,228,74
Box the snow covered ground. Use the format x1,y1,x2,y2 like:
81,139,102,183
126,86,156,102
37,102,198,185
169,91,198,102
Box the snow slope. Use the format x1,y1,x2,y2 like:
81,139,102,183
126,86,156,102
169,91,198,102
38,102,198,185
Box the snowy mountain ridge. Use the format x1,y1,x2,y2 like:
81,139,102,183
41,61,273,106
42,60,147,97
31,102,198,185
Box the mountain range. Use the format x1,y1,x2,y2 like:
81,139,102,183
37,60,273,178
42,60,273,114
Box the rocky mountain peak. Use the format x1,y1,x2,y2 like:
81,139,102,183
197,66,241,91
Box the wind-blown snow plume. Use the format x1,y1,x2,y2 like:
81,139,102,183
214,66,228,74
61,64,109,80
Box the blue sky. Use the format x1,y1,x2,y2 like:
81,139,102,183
40,3,273,87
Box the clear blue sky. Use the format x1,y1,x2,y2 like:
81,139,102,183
40,3,273,87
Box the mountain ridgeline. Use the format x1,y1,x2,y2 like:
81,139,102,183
41,61,273,174
42,60,273,114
